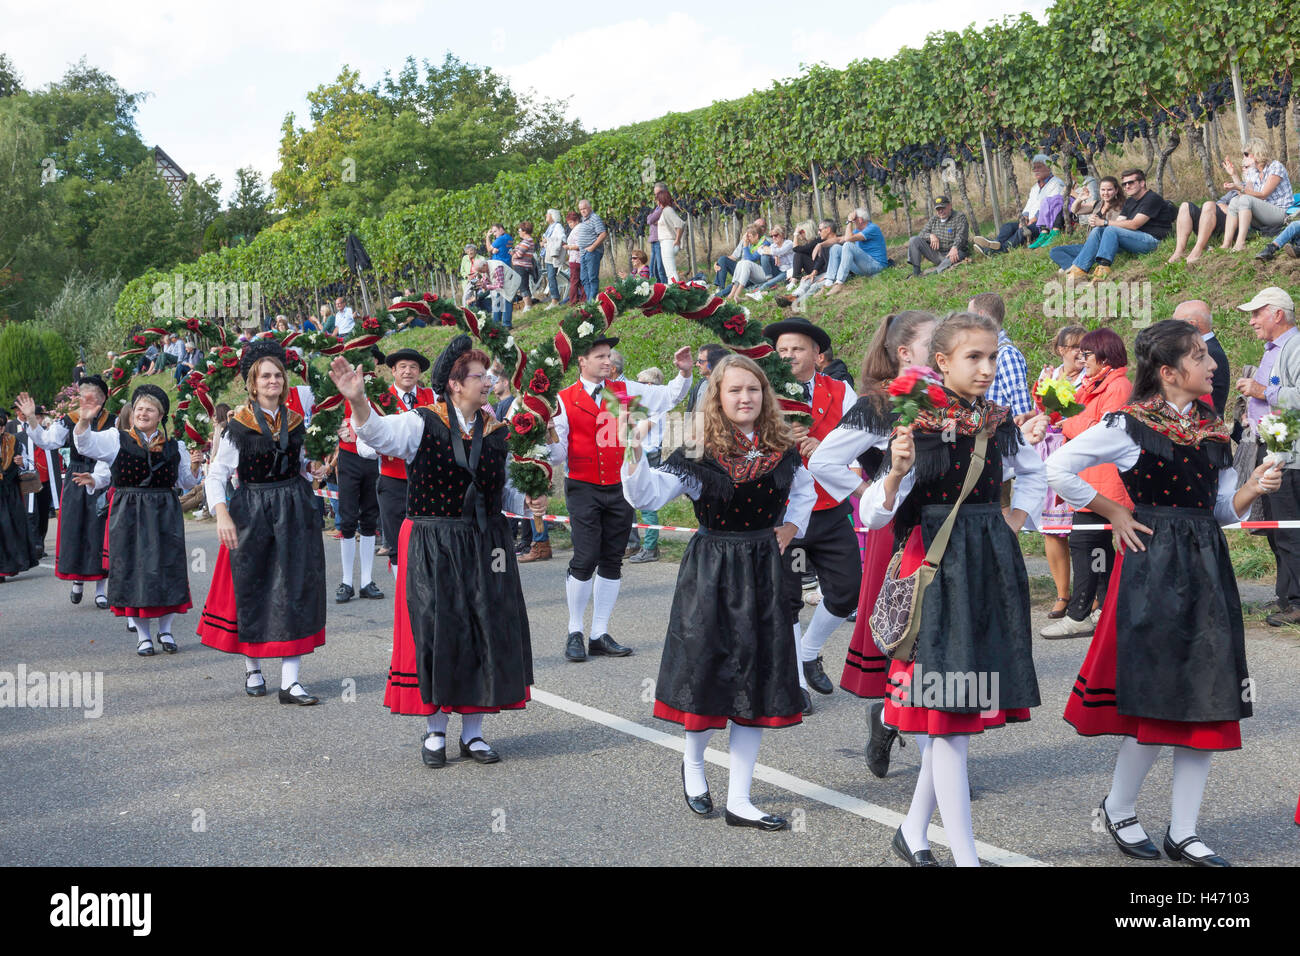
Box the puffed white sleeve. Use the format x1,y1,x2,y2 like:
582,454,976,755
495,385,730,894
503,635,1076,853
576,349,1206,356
1044,418,1140,510
73,425,120,464
546,393,569,466
858,470,916,530
204,433,239,506
808,425,887,504
28,420,69,451
354,409,425,461
783,465,817,538
628,372,690,416
1215,466,1251,525
839,384,859,417
1004,435,1048,531
174,441,201,490
621,455,697,510
89,459,112,493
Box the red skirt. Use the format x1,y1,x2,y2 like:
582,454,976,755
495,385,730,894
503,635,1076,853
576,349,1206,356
840,523,894,698
383,519,529,716
198,543,325,657
880,525,1031,736
653,701,801,732
1063,548,1241,751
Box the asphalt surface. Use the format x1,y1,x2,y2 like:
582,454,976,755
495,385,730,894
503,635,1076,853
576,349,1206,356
1,519,1297,867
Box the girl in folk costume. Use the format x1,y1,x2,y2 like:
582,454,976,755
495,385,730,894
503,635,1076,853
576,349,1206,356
198,340,328,704
72,384,202,656
0,410,37,582
329,338,541,766
1047,320,1280,867
861,311,1048,866
807,311,936,777
16,383,114,607
622,354,816,831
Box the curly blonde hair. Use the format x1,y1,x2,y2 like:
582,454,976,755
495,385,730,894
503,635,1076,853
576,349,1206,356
696,354,794,458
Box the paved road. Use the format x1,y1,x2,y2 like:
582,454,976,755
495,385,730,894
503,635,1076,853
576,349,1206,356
2,520,1297,866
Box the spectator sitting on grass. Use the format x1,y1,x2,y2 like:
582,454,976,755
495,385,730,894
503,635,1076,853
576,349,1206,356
906,194,970,277
746,225,796,298
1174,139,1294,264
1049,176,1124,273
973,153,1065,254
725,224,767,301
713,217,768,293
819,207,888,296
784,219,839,307
1062,168,1175,283
1255,219,1300,263
617,248,653,280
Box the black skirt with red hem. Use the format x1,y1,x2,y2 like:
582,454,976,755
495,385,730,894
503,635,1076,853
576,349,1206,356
653,701,801,731
53,480,108,581
105,486,191,618
197,541,325,657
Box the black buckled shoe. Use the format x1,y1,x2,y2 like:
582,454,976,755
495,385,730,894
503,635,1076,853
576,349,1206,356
157,633,178,654
589,633,633,657
245,669,267,697
801,688,814,716
1100,798,1160,859
892,827,939,866
459,737,501,764
278,682,319,706
335,582,354,603
867,701,904,778
136,638,155,657
565,631,587,662
70,586,83,604
724,809,788,831
803,657,834,695
421,732,447,768
358,581,385,599
95,595,109,610
1163,829,1229,867
681,762,713,816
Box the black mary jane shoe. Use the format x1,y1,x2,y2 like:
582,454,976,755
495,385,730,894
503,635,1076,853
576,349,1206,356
724,809,788,831
803,656,834,695
1164,829,1230,867
278,682,319,706
95,595,109,610
588,633,633,657
866,701,904,778
157,633,178,654
126,621,137,633
1100,798,1160,860
136,638,155,657
245,669,267,697
458,737,501,764
334,582,354,603
70,587,84,605
564,631,587,662
800,688,814,716
358,581,385,600
892,827,939,867
681,762,713,816
421,732,447,768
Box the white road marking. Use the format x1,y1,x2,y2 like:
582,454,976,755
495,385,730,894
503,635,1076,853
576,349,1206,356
530,687,1047,867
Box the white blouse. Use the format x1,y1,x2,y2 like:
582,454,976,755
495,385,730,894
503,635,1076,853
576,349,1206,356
203,407,314,505
28,420,112,495
546,373,691,467
806,422,891,504
73,427,201,492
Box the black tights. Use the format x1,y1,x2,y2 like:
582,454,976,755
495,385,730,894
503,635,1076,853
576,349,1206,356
1067,525,1114,621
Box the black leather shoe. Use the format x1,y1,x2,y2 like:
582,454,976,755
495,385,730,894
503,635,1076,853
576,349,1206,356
278,682,319,706
801,688,814,716
245,669,267,697
335,582,354,603
867,701,904,778
803,656,834,695
681,762,713,816
1164,829,1229,867
136,638,155,657
725,809,788,831
358,581,385,599
126,621,136,632
157,633,178,654
589,633,633,657
565,631,587,662
70,587,83,604
892,827,939,866
459,737,501,764
1256,243,1280,262
1100,798,1160,859
421,732,447,768
95,595,109,610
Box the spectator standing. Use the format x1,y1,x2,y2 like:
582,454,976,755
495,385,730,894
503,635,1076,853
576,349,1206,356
970,292,1033,416
1062,169,1176,282
542,211,567,307
906,195,970,277
973,153,1065,254
572,199,608,300
686,344,729,414
512,221,538,313
1173,300,1230,418
477,258,521,329
564,212,586,305
652,184,685,283
489,224,513,263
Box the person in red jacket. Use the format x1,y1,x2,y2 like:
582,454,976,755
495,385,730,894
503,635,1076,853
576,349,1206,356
762,317,860,715
547,337,692,662
376,349,434,578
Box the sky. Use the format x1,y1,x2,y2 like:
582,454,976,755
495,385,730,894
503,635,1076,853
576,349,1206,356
3,0,1051,205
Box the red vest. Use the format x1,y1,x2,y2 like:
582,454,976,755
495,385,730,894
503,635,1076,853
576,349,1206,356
380,385,435,479
805,373,849,511
560,380,624,486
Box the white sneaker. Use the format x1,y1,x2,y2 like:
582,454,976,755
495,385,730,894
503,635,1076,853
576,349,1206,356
1090,607,1102,625
803,587,823,606
745,291,764,302
1040,615,1094,639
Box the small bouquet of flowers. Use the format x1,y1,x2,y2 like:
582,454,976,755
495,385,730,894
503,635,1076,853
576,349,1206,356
48,384,81,422
886,366,949,425
1034,370,1085,422
1258,406,1300,467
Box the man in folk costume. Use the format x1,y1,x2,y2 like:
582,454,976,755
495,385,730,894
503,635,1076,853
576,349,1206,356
375,348,434,579
762,316,861,713
337,379,385,603
16,387,112,605
547,337,693,661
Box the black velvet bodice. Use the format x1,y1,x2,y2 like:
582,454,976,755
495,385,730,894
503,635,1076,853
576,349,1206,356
110,431,180,488
405,406,508,518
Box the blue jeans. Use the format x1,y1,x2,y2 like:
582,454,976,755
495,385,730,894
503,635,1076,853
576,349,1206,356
545,263,560,301
649,242,667,283
1272,221,1300,248
1070,225,1160,270
492,291,514,329
580,249,603,299
714,255,737,291
326,481,341,525
827,243,886,284
1050,244,1085,270
755,271,789,292
532,520,550,543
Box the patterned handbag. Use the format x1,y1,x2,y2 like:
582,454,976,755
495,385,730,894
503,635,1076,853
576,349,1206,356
870,425,989,662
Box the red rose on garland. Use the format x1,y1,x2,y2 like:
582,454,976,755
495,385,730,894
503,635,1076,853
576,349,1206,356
422,292,435,302
112,367,125,380
379,393,393,408
133,335,147,346
222,353,239,368
529,369,551,393
512,411,537,436
439,312,456,326
285,349,300,366
723,314,747,336
362,316,380,331
185,318,201,332
187,371,203,386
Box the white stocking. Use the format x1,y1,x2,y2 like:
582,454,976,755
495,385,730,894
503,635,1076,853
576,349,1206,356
461,713,490,751
424,712,449,750
799,602,846,661
157,612,175,637
590,575,621,636
725,724,766,820
281,655,301,690
131,618,151,642
792,622,808,689
900,735,936,850
565,575,593,634
95,579,107,599
1169,748,1215,858
244,656,264,687
1106,736,1162,844
340,536,356,587
931,735,978,867
358,534,376,587
683,728,717,798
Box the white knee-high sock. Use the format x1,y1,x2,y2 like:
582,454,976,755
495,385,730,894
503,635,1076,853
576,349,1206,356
931,735,978,867
683,728,717,798
281,655,301,690
799,602,847,662
590,575,621,636
461,713,490,751
244,656,263,686
95,579,107,599
340,536,356,587
1169,748,1215,857
726,724,766,820
425,712,449,749
157,612,175,636
359,535,375,587
901,735,936,850
566,575,593,634
1107,737,1163,844
72,581,84,594
792,622,808,689
131,618,151,642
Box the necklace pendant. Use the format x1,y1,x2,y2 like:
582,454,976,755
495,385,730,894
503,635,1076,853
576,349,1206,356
745,447,760,461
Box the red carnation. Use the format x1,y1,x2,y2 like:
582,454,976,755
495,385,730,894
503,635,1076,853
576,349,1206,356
185,318,201,331
723,314,747,336
927,385,948,406
285,349,300,365
887,370,920,396
187,371,203,386
512,411,537,435
362,316,379,331
439,312,456,326
222,354,239,368
422,292,434,302
529,369,551,393
133,335,147,346
379,393,393,408
112,367,125,380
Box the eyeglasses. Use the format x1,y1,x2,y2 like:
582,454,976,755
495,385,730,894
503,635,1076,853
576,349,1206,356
1079,350,1095,359
462,373,486,382
1122,180,1139,187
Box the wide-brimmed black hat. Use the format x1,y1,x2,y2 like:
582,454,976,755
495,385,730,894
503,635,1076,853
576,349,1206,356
384,348,430,372
430,335,474,396
577,335,619,356
762,315,831,353
239,337,287,380
130,383,170,418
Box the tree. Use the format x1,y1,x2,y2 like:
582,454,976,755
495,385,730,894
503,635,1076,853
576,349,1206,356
226,167,275,243
174,173,223,258
0,322,53,406
37,327,77,389
0,53,21,98
88,160,186,281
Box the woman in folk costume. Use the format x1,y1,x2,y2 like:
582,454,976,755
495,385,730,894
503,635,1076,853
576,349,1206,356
72,384,202,656
0,410,36,582
622,354,815,831
1047,320,1280,867
16,384,113,607
329,337,540,766
807,311,936,778
861,311,1048,866
198,339,328,704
